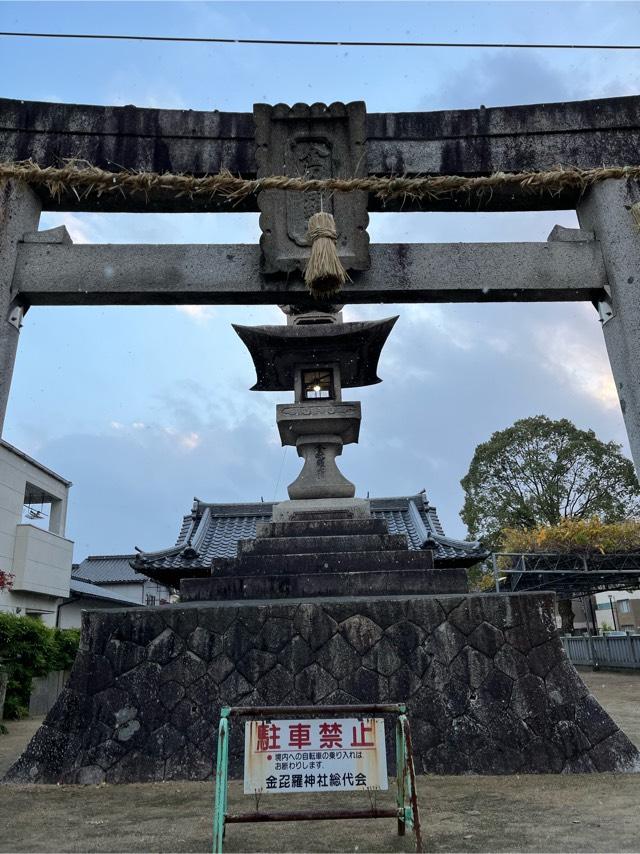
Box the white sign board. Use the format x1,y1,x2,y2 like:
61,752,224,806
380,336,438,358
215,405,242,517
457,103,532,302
244,717,388,794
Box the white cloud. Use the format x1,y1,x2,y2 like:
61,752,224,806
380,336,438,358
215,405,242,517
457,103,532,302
176,305,217,323
534,309,618,411
179,432,201,451
52,213,92,244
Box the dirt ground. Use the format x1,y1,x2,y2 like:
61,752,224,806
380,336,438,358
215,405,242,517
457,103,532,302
0,670,638,853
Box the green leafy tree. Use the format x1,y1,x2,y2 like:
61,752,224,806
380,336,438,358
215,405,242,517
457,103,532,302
461,415,640,547
461,416,640,634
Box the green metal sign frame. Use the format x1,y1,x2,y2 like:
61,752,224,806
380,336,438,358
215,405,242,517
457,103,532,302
213,702,423,853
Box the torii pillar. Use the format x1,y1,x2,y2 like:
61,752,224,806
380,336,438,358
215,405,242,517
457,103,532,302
0,181,41,434
578,179,640,467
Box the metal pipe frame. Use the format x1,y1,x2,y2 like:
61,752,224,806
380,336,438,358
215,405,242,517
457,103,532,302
212,704,423,853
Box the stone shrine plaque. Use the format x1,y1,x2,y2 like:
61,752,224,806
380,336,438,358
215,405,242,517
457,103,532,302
254,102,370,275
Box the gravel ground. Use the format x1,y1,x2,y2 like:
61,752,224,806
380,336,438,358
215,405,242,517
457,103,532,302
0,669,638,853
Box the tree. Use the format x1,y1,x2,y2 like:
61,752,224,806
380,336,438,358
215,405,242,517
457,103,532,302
460,415,640,633
461,415,640,547
0,614,80,719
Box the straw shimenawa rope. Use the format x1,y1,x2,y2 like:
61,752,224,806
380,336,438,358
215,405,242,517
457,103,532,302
303,211,351,299
2,159,640,204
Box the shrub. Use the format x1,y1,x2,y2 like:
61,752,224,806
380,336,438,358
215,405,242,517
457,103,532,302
0,613,80,719
501,517,640,556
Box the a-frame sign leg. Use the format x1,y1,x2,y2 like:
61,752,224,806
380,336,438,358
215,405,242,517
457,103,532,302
0,180,41,436
578,178,640,476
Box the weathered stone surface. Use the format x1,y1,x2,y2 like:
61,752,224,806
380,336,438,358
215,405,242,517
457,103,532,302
467,622,504,658
254,102,369,275
425,621,466,665
363,637,403,676
338,615,383,654
147,628,185,665
494,643,529,680
294,605,337,651
295,663,337,703
237,649,277,685
575,694,618,746
256,664,294,704
4,593,638,783
187,626,223,660
6,95,640,216
316,633,360,680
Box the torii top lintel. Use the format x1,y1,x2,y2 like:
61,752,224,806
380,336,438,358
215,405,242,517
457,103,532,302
2,94,640,215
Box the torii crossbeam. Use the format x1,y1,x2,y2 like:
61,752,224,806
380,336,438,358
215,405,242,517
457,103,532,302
1,95,640,471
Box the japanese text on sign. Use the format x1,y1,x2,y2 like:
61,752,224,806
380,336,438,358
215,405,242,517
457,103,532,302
244,718,388,794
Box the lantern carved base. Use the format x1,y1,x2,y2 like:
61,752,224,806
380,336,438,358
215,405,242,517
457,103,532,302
289,435,355,499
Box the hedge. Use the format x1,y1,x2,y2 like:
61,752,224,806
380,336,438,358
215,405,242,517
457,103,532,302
0,613,80,719
501,517,640,556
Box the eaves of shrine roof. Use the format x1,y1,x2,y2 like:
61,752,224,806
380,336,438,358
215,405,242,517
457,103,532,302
73,554,140,584
131,493,488,578
69,576,140,606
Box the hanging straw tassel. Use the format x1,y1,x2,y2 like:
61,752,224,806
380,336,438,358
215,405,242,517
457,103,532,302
304,211,351,299
631,202,640,231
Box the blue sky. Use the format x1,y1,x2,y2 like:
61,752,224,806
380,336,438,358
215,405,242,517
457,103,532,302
1,1,639,557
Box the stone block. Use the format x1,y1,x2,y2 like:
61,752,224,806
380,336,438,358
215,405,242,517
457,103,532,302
574,694,618,746
256,518,388,538
272,497,371,521
467,621,505,658
5,592,638,784
256,663,294,704
254,101,369,275
363,637,403,676
316,633,361,680
295,663,337,702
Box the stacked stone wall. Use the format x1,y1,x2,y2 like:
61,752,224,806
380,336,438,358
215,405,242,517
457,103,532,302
5,593,639,784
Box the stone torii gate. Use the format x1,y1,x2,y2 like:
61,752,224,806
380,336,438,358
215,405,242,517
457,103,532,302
1,94,640,469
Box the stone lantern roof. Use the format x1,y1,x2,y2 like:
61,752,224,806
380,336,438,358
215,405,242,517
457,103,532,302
232,316,398,391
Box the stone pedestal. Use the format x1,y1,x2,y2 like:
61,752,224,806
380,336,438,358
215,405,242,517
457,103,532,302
180,508,468,602
277,401,360,500
5,593,639,784
272,498,371,522
290,435,354,499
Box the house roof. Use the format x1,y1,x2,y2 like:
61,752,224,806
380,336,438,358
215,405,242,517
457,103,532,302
132,493,488,583
73,554,139,585
69,576,140,605
0,439,72,486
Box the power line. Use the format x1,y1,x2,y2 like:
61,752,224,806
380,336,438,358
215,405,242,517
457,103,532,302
1,31,640,50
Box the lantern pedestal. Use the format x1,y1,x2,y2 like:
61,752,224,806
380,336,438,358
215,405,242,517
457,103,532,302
288,435,355,499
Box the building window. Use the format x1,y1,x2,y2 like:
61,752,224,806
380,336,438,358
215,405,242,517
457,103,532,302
619,600,631,614
301,369,334,400
146,594,156,606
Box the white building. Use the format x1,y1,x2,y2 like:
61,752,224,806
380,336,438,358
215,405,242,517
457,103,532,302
72,554,172,607
0,440,74,626
0,440,140,627
594,590,640,632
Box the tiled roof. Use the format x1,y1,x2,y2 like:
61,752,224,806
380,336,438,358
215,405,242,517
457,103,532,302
133,494,487,575
69,577,140,605
73,555,139,584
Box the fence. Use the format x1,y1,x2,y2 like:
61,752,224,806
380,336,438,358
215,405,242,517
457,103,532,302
28,669,69,716
561,634,640,669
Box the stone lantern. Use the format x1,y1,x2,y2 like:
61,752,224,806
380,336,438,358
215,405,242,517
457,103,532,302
233,308,397,518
